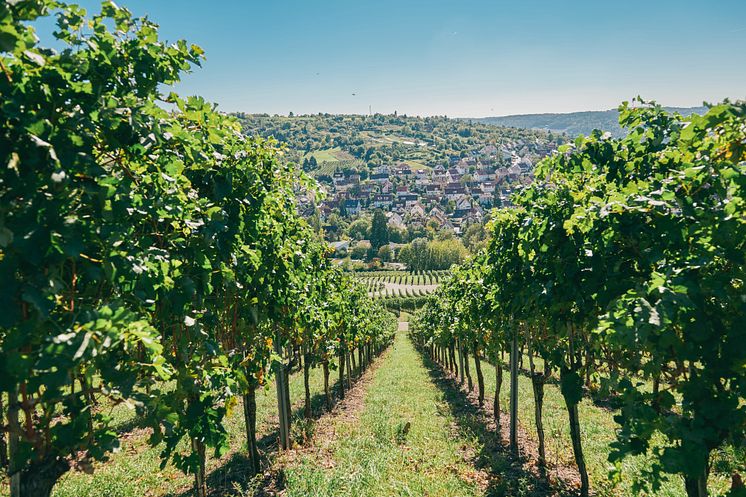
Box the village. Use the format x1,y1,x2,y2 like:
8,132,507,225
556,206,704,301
310,140,556,245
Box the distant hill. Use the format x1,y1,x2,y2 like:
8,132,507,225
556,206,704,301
470,106,708,138
236,113,563,177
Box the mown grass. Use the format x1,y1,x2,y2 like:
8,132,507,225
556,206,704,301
11,333,739,497
282,332,488,497
303,147,346,162
50,363,334,497
458,352,736,496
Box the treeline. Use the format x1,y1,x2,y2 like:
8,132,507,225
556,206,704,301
398,238,469,271
412,102,745,497
0,3,396,497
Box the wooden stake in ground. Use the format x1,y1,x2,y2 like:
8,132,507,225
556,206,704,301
509,333,519,456
458,340,465,386
242,384,261,474
275,328,292,450
494,355,503,434
563,322,588,497
473,343,485,406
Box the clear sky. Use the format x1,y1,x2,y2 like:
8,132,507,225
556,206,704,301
37,0,746,117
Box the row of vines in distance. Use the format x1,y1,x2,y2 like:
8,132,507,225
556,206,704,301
356,270,449,299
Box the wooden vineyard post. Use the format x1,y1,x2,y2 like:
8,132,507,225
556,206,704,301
510,333,519,456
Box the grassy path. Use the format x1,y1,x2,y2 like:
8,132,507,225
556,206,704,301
34,328,738,497
281,331,493,497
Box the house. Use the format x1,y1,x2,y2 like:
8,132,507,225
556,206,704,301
474,169,494,182
353,191,371,204
477,193,493,206
380,180,394,193
336,179,353,192
433,164,448,180
399,192,418,207
344,199,361,216
480,145,498,157
425,184,442,195
454,196,473,217
429,208,449,226
464,207,485,224
464,180,480,192
445,182,466,200
407,202,426,220
481,181,496,194
330,240,349,256
372,193,393,209
387,212,406,230
456,195,472,211
370,172,389,182
414,169,430,186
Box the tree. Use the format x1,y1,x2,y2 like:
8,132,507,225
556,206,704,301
351,241,371,260
369,209,389,251
377,245,392,262
348,217,371,241
463,223,488,252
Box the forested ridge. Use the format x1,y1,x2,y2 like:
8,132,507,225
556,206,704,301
471,106,709,138
237,112,563,173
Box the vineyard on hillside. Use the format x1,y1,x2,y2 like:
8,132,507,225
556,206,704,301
357,270,449,298
353,270,449,314
1,3,744,497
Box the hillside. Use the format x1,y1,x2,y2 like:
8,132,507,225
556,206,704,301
235,113,564,245
235,113,565,178
471,106,708,138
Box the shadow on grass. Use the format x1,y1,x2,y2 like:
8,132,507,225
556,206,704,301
417,347,578,497
162,362,378,497
489,358,622,412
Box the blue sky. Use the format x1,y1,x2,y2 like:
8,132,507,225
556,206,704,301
37,0,746,117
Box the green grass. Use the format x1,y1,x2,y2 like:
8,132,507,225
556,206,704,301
458,353,734,496
401,159,431,170
283,332,486,497
304,147,348,162
51,364,333,497
16,333,738,497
